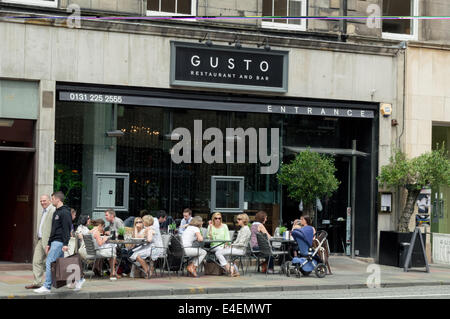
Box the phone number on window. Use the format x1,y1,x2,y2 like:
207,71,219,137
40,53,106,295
68,93,123,103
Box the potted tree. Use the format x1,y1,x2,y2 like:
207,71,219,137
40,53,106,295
378,145,450,267
277,149,340,223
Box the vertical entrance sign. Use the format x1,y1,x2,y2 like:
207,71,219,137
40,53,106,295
170,42,289,93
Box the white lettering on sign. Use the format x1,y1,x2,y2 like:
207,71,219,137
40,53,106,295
260,61,269,72
191,55,200,67
210,57,219,68
244,59,252,71
228,58,235,70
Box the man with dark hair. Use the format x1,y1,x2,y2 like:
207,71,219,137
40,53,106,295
104,208,124,235
35,191,82,293
156,210,168,232
178,208,193,235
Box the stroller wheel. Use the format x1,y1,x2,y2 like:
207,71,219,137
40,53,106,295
315,263,327,278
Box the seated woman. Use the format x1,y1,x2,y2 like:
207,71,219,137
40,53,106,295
291,215,315,256
129,216,164,278
90,219,120,280
181,216,207,277
75,215,91,260
214,214,251,277
207,212,230,253
250,210,274,273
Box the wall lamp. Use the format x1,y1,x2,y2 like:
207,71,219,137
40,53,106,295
199,33,213,47
257,38,271,51
229,35,242,49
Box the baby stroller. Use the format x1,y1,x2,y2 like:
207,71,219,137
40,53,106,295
285,230,328,278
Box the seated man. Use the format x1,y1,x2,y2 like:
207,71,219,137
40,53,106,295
104,208,124,235
291,215,314,257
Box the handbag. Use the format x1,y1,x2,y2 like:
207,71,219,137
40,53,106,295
51,254,84,289
203,261,224,276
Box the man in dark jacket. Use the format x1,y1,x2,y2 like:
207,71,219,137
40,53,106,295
34,191,73,293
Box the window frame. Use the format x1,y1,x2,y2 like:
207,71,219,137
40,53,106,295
262,0,307,32
210,176,245,214
146,0,197,17
2,0,58,7
382,0,419,41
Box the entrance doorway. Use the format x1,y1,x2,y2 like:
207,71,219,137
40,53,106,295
0,119,35,263
281,148,369,255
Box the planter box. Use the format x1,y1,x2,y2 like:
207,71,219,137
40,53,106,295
379,231,426,268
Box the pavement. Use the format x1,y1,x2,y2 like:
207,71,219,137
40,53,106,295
1,256,450,299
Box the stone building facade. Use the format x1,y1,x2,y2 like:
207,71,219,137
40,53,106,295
0,0,448,262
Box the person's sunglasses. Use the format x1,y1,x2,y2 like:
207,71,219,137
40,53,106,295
136,221,143,224
214,217,221,220
237,218,242,221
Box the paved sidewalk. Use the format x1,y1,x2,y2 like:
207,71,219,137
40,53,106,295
1,256,450,299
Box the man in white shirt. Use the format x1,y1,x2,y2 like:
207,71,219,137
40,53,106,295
25,195,56,289
178,208,193,235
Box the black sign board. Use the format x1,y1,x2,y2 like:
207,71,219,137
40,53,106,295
170,42,289,92
59,91,374,119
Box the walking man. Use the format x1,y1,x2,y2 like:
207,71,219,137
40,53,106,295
34,191,76,293
25,195,56,289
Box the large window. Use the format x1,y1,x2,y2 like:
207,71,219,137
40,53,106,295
55,102,280,230
2,0,57,7
382,0,419,40
147,0,196,16
262,0,307,31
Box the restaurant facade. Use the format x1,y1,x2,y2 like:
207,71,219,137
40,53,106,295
0,1,405,262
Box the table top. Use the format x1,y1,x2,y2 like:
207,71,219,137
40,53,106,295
108,238,147,245
203,239,232,244
270,237,296,243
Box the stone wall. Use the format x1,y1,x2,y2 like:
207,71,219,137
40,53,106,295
307,0,382,37
405,45,450,158
421,0,450,42
197,0,261,26
59,0,144,14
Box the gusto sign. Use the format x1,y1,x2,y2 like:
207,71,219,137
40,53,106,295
171,42,288,92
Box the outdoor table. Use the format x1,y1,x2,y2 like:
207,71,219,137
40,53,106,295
200,239,234,271
201,239,232,252
270,237,297,267
107,238,149,266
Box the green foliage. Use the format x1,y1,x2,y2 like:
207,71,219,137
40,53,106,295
277,149,340,208
278,226,287,235
169,222,177,230
54,164,83,202
378,145,450,191
378,144,450,232
117,227,125,236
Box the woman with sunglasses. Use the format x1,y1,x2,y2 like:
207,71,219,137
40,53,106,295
129,215,164,278
214,214,251,277
207,212,230,254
